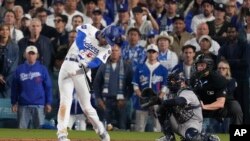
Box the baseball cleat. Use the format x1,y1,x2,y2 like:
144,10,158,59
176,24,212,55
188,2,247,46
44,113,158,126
58,136,70,141
100,131,110,141
155,134,176,141
155,136,166,141
208,134,220,141
107,123,113,131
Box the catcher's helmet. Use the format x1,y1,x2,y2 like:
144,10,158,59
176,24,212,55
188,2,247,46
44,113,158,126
98,25,124,46
168,71,185,93
194,54,214,78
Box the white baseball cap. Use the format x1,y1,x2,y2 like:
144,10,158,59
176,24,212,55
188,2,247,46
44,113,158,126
25,45,38,54
146,44,159,52
199,35,212,44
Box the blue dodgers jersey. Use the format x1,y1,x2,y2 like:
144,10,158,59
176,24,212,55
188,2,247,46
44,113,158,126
132,63,168,110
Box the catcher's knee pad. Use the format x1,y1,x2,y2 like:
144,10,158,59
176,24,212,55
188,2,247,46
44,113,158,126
185,128,201,141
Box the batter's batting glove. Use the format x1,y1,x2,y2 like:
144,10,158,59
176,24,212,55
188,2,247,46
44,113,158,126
78,52,88,69
78,59,88,68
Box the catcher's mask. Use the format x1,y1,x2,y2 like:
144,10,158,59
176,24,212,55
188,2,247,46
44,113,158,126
168,71,185,93
140,88,157,108
194,54,214,78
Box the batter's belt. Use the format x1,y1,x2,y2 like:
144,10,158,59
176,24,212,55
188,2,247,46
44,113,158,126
65,57,79,62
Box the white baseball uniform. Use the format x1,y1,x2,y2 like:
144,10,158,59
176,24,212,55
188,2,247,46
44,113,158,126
57,24,111,139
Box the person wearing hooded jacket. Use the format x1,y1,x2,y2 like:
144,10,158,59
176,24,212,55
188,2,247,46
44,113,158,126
11,45,52,129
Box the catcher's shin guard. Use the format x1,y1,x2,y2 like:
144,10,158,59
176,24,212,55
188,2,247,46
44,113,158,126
185,128,220,141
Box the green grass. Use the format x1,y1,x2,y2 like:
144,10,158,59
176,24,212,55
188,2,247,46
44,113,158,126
0,129,229,141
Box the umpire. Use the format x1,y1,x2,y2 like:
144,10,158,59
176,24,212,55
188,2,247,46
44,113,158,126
190,54,243,125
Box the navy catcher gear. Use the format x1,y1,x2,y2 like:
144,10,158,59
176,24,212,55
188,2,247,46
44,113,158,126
168,71,185,93
98,25,124,46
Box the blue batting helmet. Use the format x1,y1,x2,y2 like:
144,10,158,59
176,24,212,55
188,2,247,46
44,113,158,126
98,25,124,46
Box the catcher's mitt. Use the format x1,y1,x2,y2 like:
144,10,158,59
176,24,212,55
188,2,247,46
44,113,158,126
140,88,161,109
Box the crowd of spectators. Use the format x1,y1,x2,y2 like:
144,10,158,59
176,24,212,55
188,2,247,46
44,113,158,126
0,0,249,134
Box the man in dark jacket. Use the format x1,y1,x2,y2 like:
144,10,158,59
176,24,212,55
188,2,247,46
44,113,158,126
18,18,54,71
218,25,249,124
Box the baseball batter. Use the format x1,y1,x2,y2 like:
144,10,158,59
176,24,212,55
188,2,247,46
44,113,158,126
57,24,123,141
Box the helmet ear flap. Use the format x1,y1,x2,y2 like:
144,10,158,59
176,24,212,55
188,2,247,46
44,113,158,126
98,25,124,46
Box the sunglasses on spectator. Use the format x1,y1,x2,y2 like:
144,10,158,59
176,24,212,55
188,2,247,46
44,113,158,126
54,19,63,23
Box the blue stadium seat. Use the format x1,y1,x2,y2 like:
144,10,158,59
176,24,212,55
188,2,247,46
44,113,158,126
0,98,17,128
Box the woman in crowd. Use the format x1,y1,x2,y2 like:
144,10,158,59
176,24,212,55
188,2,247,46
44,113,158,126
216,59,242,132
0,24,19,98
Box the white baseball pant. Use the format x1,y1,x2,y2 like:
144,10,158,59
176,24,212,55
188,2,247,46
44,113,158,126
57,60,105,138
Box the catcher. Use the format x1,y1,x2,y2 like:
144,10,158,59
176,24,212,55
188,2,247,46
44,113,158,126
140,71,220,141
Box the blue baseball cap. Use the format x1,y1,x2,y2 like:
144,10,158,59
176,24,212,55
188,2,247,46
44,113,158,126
147,30,158,38
132,6,143,13
117,4,128,13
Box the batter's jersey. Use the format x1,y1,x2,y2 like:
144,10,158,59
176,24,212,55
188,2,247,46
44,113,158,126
66,24,112,65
